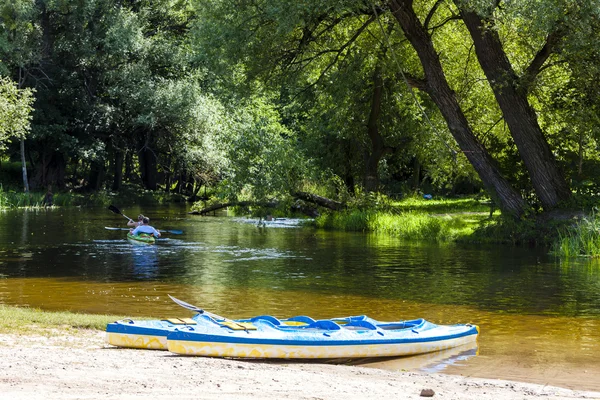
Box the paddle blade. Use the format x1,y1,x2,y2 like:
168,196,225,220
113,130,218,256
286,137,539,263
105,227,129,231
168,294,203,313
108,205,121,215
161,229,183,235
168,295,228,321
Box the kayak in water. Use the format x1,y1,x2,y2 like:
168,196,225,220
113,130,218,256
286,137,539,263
127,232,156,245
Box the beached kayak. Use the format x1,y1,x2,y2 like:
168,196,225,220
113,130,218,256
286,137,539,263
105,296,479,358
166,315,479,359
106,314,312,350
126,232,156,245
106,316,202,350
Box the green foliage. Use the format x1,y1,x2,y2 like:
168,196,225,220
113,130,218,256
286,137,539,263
215,95,308,201
0,160,26,186
0,183,187,209
0,76,34,149
551,216,600,258
0,0,599,222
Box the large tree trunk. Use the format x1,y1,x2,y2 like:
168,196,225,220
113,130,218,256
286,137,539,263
138,134,158,190
364,65,393,192
412,157,421,190
124,151,133,182
87,160,105,191
31,149,66,190
458,7,571,210
20,139,29,193
388,0,527,218
112,150,124,191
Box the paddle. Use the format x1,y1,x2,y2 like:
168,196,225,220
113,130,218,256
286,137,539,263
168,294,226,320
107,205,183,234
108,204,133,222
104,226,183,235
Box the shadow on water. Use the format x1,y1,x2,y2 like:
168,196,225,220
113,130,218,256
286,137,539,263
1,206,600,391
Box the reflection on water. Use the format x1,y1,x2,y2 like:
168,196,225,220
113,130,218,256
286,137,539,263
1,206,600,391
348,342,479,373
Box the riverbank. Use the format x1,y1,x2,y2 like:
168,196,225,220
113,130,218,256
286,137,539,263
1,328,599,400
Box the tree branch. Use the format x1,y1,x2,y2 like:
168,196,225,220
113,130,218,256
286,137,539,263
522,29,564,87
424,0,443,30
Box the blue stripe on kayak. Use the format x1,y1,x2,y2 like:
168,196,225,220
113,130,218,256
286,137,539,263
167,326,478,347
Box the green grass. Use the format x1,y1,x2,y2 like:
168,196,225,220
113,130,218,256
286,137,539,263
386,196,491,214
0,184,188,210
551,216,600,258
314,196,494,242
0,304,125,334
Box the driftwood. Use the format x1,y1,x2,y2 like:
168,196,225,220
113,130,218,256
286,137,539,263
292,191,345,211
190,192,345,216
189,201,279,215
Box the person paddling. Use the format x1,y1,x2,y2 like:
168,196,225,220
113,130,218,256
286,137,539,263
130,217,161,238
127,214,145,228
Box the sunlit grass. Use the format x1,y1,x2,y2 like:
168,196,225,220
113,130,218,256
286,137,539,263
387,196,491,214
315,199,492,242
0,304,126,334
551,216,600,258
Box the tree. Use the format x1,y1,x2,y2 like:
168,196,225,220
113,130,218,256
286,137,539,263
0,76,35,153
217,95,307,202
454,0,572,210
388,0,528,216
0,0,42,192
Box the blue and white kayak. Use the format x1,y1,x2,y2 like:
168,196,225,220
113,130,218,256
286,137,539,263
105,314,312,350
107,315,206,350
166,315,479,359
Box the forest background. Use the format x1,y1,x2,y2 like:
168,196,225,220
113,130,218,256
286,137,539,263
1,0,600,254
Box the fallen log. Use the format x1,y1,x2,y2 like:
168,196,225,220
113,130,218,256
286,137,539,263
190,192,344,216
292,191,345,211
189,201,278,215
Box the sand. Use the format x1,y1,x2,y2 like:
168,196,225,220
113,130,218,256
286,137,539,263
1,329,599,400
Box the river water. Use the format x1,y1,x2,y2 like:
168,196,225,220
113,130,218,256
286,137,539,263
1,205,599,391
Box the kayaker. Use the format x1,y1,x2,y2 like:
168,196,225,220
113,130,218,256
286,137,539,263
42,185,53,207
130,217,161,238
127,214,145,228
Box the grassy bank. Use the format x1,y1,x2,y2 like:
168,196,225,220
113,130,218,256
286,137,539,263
0,184,187,210
0,304,123,335
315,196,494,242
551,216,600,258
314,195,600,256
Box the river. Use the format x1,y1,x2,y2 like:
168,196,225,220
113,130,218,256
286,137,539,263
1,205,599,391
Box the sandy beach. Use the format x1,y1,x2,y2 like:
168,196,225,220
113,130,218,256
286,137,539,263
1,329,599,400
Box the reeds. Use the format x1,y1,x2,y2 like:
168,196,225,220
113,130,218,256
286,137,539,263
551,216,600,257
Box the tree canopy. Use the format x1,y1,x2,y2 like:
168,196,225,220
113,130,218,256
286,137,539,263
1,0,599,218
0,76,34,150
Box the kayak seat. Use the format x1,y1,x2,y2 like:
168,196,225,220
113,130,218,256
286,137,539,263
286,316,316,325
306,320,342,331
343,320,378,330
251,315,282,325
164,318,197,325
378,319,422,330
220,320,258,331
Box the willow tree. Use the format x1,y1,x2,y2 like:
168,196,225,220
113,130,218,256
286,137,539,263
388,0,528,216
452,0,573,210
193,1,456,199
191,0,527,215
